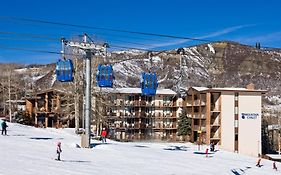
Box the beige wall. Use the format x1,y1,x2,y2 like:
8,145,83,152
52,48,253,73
221,92,235,152
238,92,262,157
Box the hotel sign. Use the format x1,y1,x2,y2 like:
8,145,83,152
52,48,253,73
241,113,259,119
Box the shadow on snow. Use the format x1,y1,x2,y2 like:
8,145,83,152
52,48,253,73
231,166,251,175
134,145,149,148
164,146,189,151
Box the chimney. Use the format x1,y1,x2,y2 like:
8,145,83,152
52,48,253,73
246,83,255,90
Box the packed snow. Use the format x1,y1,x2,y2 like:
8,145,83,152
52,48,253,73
207,44,216,54
0,123,279,175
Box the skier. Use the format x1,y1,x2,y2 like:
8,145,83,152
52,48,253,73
273,161,277,171
256,157,262,167
56,141,62,161
205,148,209,157
101,128,107,143
1,120,8,135
210,142,215,152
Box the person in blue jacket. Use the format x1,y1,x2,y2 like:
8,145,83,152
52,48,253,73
1,120,8,135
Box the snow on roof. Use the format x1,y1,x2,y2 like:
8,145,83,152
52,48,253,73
192,87,209,92
5,100,25,103
96,87,176,95
266,154,281,160
191,87,266,93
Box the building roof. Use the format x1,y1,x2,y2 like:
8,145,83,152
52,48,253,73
5,100,26,103
190,86,267,93
95,87,176,95
35,88,71,95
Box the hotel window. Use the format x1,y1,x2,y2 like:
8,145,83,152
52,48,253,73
125,107,130,113
234,107,239,115
164,96,172,103
234,93,239,101
146,96,153,102
110,95,117,103
194,106,199,113
234,120,238,127
235,133,238,141
163,107,171,114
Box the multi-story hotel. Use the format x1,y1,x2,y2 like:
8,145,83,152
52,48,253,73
96,88,181,141
185,84,266,156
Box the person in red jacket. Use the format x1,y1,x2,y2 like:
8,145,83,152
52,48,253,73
205,148,209,157
101,128,107,143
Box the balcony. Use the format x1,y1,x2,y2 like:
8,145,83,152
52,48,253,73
211,105,220,112
193,114,206,119
163,123,176,129
186,101,192,106
107,112,117,117
153,123,164,129
134,101,140,106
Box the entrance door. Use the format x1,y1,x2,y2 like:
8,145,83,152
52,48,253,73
193,131,198,142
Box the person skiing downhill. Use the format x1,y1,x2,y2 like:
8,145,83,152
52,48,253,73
56,141,62,161
256,155,262,167
1,120,8,135
205,148,209,157
273,161,277,171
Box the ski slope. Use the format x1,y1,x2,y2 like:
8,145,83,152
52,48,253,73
0,123,279,175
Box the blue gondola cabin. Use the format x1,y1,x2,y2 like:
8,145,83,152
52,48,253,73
141,72,158,96
96,64,114,88
56,59,74,82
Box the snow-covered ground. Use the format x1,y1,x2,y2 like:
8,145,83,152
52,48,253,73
0,123,279,175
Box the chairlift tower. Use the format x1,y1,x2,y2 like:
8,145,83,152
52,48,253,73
64,34,107,148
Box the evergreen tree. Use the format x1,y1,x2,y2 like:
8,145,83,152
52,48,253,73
177,109,191,136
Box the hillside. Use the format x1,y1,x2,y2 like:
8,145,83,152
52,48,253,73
0,122,279,175
5,41,281,111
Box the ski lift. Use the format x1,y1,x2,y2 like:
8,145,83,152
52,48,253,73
55,38,74,82
140,52,158,96
96,43,114,88
141,72,158,96
56,59,74,82
96,64,114,87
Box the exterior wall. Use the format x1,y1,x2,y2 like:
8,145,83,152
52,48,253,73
238,92,262,157
205,92,211,144
186,87,264,157
104,91,178,141
220,92,235,152
25,100,33,116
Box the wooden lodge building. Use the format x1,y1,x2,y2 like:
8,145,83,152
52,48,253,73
25,88,73,128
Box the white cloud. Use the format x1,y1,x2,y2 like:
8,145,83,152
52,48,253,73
145,24,255,49
234,31,281,43
197,24,255,39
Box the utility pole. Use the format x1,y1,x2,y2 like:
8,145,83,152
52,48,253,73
84,34,92,148
65,34,106,148
8,71,12,122
177,48,184,92
273,116,281,155
73,48,80,134
3,85,6,115
278,129,281,155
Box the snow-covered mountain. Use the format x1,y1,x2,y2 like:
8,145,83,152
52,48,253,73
7,41,281,113
0,122,279,175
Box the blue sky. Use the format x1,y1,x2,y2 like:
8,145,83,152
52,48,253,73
0,0,280,64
